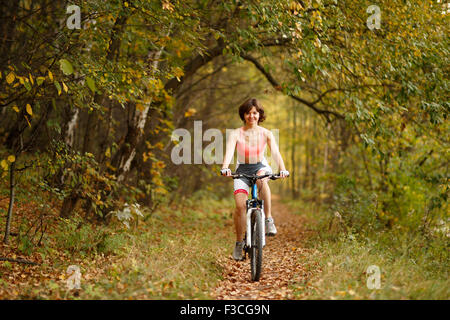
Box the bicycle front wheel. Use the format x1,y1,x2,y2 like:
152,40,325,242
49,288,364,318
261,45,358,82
250,209,263,281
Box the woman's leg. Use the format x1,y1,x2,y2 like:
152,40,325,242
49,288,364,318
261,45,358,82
256,170,271,219
233,192,248,242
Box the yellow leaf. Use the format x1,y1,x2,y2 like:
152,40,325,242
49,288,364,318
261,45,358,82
29,73,34,85
6,72,15,84
106,162,116,172
184,108,196,118
172,67,184,78
12,105,19,113
162,0,174,11
62,81,68,93
48,70,53,81
158,161,165,169
26,104,32,116
7,155,15,163
1,160,8,170
36,77,45,86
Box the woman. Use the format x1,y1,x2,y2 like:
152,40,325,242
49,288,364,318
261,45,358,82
221,98,289,260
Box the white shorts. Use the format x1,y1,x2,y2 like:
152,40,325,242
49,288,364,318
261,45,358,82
233,158,272,195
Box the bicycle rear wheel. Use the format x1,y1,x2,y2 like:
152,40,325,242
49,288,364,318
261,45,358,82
250,209,263,281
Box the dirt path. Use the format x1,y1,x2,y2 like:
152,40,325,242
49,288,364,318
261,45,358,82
211,196,317,300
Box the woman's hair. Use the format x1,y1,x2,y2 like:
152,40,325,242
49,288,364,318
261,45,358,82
238,98,266,123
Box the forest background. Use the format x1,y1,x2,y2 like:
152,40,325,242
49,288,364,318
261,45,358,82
0,0,448,299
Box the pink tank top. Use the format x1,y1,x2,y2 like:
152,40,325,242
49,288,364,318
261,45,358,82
236,127,267,162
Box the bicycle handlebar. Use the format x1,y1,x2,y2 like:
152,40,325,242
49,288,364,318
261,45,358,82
229,172,288,180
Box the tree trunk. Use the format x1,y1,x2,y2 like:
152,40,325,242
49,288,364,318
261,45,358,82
291,104,298,198
113,25,172,182
303,113,310,190
3,160,16,244
5,110,28,150
60,189,80,219
320,123,331,204
65,106,79,148
0,0,19,62
310,117,317,195
82,10,129,156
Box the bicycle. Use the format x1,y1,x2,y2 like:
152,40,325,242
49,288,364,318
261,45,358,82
227,172,288,281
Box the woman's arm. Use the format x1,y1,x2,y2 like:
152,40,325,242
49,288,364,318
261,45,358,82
221,129,238,170
267,130,287,172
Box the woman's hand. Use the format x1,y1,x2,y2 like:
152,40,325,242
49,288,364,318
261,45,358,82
221,168,231,176
279,170,289,178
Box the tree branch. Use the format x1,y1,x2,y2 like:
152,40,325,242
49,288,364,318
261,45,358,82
0,257,39,265
240,53,344,121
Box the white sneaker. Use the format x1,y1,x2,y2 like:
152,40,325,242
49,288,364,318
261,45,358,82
232,241,245,260
265,217,277,236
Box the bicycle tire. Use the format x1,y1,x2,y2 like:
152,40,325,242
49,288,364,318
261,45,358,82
250,209,263,281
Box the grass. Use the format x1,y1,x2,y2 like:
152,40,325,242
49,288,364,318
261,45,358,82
83,199,234,300
286,199,450,300
0,187,236,299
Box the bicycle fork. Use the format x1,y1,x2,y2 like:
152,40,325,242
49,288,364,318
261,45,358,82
245,203,266,249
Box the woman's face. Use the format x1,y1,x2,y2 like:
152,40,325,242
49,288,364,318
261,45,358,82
244,107,260,125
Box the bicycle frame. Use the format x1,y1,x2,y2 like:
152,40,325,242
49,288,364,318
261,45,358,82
245,183,266,248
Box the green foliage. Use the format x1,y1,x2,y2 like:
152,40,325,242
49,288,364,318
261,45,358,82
289,196,449,300
295,230,449,299
329,175,380,233
17,235,35,256
59,59,74,76
53,215,127,256
42,140,138,217
54,216,102,255
98,232,129,255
